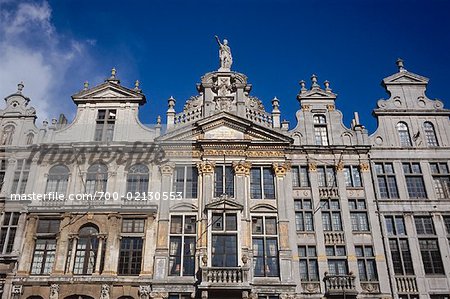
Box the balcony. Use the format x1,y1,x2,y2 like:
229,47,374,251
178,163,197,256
323,273,357,296
319,187,339,198
395,275,418,293
199,267,250,289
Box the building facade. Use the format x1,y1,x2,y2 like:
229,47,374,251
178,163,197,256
0,49,449,299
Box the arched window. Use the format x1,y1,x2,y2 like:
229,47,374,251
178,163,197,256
423,122,438,146
313,115,328,146
26,133,34,145
73,225,100,275
126,164,149,194
45,165,69,194
1,125,15,145
85,163,108,194
396,122,412,147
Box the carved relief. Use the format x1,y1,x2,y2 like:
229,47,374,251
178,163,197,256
327,104,335,111
197,161,215,174
139,285,151,299
233,161,252,175
100,284,110,299
49,284,59,299
335,161,344,172
160,163,174,175
150,292,169,299
272,162,291,177
301,104,310,111
360,162,370,172
308,162,317,172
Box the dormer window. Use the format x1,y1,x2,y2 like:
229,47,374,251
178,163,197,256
1,125,15,145
423,122,438,147
313,115,328,146
94,109,116,142
396,122,411,147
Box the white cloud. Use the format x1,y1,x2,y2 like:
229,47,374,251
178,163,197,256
0,0,97,122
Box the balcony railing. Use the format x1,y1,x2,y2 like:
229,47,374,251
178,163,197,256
200,267,250,288
319,187,339,198
395,275,418,293
324,231,345,244
323,274,357,296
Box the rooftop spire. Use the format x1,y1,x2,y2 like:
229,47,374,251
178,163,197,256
106,67,120,84
396,58,406,72
311,74,319,88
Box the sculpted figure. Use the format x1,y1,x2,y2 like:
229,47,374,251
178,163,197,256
215,35,232,70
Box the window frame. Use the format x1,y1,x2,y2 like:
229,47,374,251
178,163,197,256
252,215,279,277
11,159,30,194
291,165,310,188
355,245,378,282
250,166,275,200
169,214,196,276
173,165,198,199
403,162,427,199
0,212,20,254
313,115,329,146
94,109,116,142
294,199,314,232
298,245,319,281
214,164,235,198
374,162,399,199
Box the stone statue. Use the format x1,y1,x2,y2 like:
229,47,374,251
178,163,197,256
215,35,232,70
100,284,110,299
49,284,59,299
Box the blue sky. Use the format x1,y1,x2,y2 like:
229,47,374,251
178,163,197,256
1,0,449,133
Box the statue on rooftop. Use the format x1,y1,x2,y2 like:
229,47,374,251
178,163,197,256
215,35,232,71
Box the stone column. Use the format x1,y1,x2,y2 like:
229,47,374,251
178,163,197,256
233,161,251,251
16,215,38,275
273,162,293,282
52,213,72,274
141,214,156,276
153,163,173,280
94,235,106,274
102,213,121,275
67,236,78,274
196,161,215,262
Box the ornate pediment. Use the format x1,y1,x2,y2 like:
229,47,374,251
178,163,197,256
205,198,243,211
158,112,292,143
72,80,146,105
383,71,429,86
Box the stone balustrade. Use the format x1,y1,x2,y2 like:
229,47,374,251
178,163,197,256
318,187,339,198
324,231,345,244
200,267,249,286
245,108,273,128
395,275,418,293
323,274,357,295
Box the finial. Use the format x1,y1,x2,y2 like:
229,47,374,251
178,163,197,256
168,96,176,108
135,80,140,89
299,80,307,93
157,115,161,125
396,58,406,72
42,119,48,127
17,81,24,93
311,74,319,88
111,67,116,78
324,80,331,92
83,81,89,90
272,96,280,107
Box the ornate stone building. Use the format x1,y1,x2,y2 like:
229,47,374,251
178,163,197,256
0,44,449,299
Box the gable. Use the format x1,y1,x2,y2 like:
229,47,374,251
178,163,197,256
72,82,145,104
383,71,429,85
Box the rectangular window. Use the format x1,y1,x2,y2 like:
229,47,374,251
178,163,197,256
169,295,191,299
0,212,19,254
321,199,342,231
292,166,309,187
398,294,419,299
0,159,6,192
430,162,450,199
419,239,444,274
173,166,198,198
326,245,348,275
169,215,196,276
403,162,427,198
389,239,414,275
250,167,275,199
443,216,450,234
122,219,145,233
344,165,362,187
212,212,237,267
385,215,406,236
349,199,369,232
30,239,57,275
317,166,336,187
414,216,435,235
294,199,314,232
214,165,234,197
11,159,30,194
430,295,450,299
298,245,319,281
252,216,279,277
94,109,116,142
375,163,399,199
355,245,378,281
118,237,143,275
30,218,60,275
